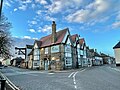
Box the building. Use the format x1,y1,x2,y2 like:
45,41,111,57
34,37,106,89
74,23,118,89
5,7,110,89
28,21,75,70
11,57,24,67
113,41,120,66
100,53,115,64
79,38,88,67
93,50,103,66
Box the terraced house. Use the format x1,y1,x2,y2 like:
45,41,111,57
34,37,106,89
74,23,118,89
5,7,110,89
28,21,89,70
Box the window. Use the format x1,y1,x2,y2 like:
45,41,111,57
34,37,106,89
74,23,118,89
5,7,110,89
34,48,40,60
45,48,48,54
65,44,71,53
34,63,38,66
34,49,39,55
65,58,72,66
34,56,39,60
77,48,80,55
65,53,72,57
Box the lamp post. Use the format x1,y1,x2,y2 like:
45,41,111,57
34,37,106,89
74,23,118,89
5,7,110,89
0,0,3,19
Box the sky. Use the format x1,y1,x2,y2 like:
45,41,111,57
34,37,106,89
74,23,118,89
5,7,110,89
2,0,120,56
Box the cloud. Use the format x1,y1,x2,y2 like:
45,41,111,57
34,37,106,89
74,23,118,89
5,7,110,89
112,22,120,28
22,0,32,4
29,29,36,33
3,0,14,7
37,25,51,34
14,8,18,12
33,38,39,40
18,5,27,11
36,10,42,15
28,20,37,25
45,16,56,21
35,0,48,5
47,0,83,13
23,36,31,39
65,0,120,24
116,13,120,21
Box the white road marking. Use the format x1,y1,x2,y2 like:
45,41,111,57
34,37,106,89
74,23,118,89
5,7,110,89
27,74,38,76
80,69,86,72
74,85,77,89
74,81,76,85
48,73,55,75
73,71,78,78
68,72,75,78
109,67,120,72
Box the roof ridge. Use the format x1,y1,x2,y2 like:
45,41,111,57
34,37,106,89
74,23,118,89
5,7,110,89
39,28,68,40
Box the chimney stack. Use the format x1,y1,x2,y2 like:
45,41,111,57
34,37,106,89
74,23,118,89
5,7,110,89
51,21,57,43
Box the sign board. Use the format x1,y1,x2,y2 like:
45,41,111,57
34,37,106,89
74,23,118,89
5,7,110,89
51,45,59,53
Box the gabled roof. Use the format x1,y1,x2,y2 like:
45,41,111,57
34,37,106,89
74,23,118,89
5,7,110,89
113,41,120,49
71,34,78,44
79,38,85,45
28,49,33,56
34,40,42,48
100,53,108,57
39,28,68,47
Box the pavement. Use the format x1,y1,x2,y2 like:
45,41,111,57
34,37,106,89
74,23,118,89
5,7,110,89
0,65,120,90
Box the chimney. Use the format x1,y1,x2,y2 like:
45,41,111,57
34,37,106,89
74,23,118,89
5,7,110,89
51,21,57,43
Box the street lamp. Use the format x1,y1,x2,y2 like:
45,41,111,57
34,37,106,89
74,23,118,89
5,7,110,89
0,0,3,19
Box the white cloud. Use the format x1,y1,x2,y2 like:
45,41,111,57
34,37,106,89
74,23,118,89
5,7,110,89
35,0,48,5
36,10,42,15
22,0,32,4
28,20,37,27
42,25,51,33
112,22,120,28
38,25,51,34
23,36,31,39
19,5,27,11
3,0,14,7
116,13,120,21
14,8,18,12
29,29,36,33
66,9,90,23
31,4,36,9
33,38,39,40
45,16,56,21
47,0,83,13
65,0,120,24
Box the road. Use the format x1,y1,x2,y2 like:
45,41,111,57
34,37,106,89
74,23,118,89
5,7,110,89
0,65,120,90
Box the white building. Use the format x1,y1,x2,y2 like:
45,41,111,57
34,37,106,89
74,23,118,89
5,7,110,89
113,41,120,66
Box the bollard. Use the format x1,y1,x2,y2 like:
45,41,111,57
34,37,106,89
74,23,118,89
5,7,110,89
0,79,6,90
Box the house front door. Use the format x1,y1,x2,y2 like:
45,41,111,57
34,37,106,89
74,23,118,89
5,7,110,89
44,58,48,70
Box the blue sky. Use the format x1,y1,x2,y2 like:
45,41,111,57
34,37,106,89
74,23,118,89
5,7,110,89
2,0,120,56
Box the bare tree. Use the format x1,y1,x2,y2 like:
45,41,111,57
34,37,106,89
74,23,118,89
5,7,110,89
0,14,12,59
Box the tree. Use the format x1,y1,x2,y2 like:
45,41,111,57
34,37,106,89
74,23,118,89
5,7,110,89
0,14,12,59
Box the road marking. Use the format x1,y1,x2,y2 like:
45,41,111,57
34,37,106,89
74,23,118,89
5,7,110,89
73,71,78,78
74,81,76,84
109,67,120,72
68,72,75,78
74,85,77,89
28,74,38,76
80,69,86,72
48,73,55,75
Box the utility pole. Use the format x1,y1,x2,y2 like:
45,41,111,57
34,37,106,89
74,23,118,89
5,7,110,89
0,0,3,19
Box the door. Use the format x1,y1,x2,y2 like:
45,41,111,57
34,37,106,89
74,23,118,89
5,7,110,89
44,58,48,70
